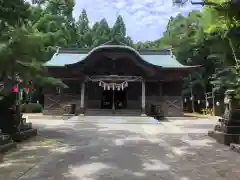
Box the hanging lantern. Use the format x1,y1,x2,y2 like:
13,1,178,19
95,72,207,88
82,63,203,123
103,83,106,90
56,87,61,94
117,86,120,91
107,84,110,90
125,81,128,87
112,83,115,91
216,101,220,106
99,81,101,87
24,87,29,94
197,100,200,104
184,98,187,103
206,101,209,107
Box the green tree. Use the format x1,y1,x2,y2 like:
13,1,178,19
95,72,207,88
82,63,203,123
91,19,111,46
111,15,126,41
76,9,93,47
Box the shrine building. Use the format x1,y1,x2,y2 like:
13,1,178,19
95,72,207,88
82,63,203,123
44,40,199,117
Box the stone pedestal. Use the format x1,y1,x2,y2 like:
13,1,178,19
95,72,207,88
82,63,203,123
12,115,37,142
208,90,240,150
208,130,240,145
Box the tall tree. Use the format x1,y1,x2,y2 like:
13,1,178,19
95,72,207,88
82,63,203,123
111,15,126,40
91,18,111,46
76,9,93,47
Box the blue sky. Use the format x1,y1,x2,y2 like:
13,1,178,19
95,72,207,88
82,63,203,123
28,0,202,42
73,0,202,42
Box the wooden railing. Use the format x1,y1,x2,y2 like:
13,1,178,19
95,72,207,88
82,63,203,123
44,94,183,116
146,96,183,117
44,94,81,115
163,96,183,117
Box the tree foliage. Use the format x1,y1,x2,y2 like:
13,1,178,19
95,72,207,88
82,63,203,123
141,0,240,98
0,0,239,98
0,0,133,89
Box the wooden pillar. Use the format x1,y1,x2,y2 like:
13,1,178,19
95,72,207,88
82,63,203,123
112,89,115,114
80,81,85,116
141,80,146,116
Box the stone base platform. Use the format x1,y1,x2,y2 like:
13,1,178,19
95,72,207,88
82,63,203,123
208,130,227,145
12,128,38,142
230,143,240,154
208,130,240,146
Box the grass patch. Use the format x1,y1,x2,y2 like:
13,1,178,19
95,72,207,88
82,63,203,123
184,112,212,118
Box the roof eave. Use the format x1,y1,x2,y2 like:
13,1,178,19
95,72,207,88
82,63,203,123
45,65,65,68
161,65,202,70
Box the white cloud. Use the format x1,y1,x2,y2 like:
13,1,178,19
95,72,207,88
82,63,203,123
74,0,202,42
134,10,147,19
28,0,202,42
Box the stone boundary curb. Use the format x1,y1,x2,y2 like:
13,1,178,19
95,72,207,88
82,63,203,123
0,142,17,153
24,115,200,120
166,117,198,120
23,114,220,121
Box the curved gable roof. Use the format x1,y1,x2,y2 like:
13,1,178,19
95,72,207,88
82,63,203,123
45,40,199,68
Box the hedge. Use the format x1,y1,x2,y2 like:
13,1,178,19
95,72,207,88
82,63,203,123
21,103,43,113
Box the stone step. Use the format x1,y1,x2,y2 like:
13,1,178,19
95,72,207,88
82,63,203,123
73,116,159,124
43,109,64,115
85,109,142,116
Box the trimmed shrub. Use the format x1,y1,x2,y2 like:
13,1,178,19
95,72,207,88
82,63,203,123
21,103,43,113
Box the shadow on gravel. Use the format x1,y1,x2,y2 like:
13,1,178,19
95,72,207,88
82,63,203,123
0,136,59,180
9,119,240,180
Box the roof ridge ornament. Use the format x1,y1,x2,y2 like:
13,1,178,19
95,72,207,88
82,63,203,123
56,46,61,55
101,39,126,46
168,48,174,58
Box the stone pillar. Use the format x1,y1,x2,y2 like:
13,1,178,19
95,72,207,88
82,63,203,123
80,81,85,116
141,80,146,116
225,89,235,112
209,89,240,146
223,89,235,123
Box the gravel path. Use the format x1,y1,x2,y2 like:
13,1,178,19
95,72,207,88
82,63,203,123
15,116,240,180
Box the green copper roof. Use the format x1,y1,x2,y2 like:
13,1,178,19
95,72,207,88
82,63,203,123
46,53,87,67
45,41,196,68
46,52,188,68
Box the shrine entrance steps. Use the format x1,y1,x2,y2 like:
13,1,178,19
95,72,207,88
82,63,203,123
43,107,65,115
43,108,144,117
85,109,142,116
76,115,159,124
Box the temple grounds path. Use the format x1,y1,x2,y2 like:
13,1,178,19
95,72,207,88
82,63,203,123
1,116,240,180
